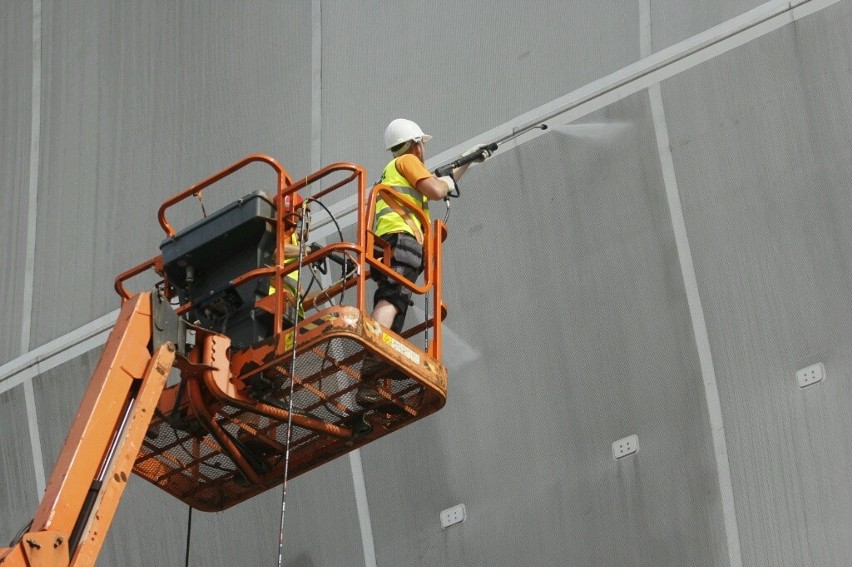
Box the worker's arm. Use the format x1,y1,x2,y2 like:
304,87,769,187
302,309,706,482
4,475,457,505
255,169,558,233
283,242,301,259
396,154,450,201
416,176,451,200
451,162,472,181
283,241,322,261
423,161,472,198
450,144,492,181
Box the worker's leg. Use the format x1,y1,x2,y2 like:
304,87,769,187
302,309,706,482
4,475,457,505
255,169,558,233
359,234,423,406
371,233,423,333
371,299,399,329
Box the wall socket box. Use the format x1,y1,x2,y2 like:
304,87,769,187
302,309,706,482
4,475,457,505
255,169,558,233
612,434,639,460
440,504,466,529
796,362,825,388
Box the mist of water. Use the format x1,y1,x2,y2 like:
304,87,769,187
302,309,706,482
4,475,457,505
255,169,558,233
548,121,634,143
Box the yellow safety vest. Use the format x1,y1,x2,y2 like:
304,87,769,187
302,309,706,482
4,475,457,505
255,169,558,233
269,233,300,295
374,158,430,239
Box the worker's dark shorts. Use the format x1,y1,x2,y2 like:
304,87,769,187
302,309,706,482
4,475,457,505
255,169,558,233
373,232,423,325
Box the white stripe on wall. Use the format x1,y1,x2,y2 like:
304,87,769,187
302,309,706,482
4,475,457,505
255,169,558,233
640,1,744,564
21,0,46,498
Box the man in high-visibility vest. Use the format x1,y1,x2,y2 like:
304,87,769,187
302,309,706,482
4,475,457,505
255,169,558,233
359,119,487,405
270,192,311,323
370,118,483,335
356,118,490,406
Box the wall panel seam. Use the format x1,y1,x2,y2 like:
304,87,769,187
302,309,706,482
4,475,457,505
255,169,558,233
1,310,118,394
21,0,46,498
648,81,743,566
640,2,742,564
349,450,377,567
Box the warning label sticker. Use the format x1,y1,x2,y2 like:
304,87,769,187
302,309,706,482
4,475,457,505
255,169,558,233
382,333,421,365
277,331,294,354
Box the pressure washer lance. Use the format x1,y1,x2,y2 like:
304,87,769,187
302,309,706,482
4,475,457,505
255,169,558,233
434,123,548,199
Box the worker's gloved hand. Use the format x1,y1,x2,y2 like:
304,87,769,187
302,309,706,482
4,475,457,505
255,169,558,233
462,144,492,164
308,242,323,254
438,175,456,193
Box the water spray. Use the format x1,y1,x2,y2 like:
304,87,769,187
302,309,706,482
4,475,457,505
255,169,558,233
548,121,633,143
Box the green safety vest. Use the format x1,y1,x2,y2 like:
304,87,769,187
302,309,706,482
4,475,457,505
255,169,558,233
269,233,300,295
374,157,430,238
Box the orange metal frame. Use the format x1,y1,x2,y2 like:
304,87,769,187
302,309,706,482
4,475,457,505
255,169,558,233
115,154,449,511
0,293,176,566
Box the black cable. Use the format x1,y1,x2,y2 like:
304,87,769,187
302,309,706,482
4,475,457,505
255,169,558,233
303,197,349,305
423,292,430,350
184,506,193,567
7,519,33,547
194,191,208,218
308,195,379,413
305,197,345,243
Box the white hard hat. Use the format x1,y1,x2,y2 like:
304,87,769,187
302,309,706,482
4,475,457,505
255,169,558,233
384,118,432,150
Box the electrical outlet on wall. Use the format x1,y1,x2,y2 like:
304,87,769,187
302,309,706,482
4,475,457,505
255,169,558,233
796,362,825,388
612,434,639,460
440,504,466,528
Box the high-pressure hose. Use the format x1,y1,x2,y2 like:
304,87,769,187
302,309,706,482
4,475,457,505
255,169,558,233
276,196,308,567
301,197,354,305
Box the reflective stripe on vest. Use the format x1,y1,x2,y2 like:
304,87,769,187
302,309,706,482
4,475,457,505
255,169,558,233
374,157,430,238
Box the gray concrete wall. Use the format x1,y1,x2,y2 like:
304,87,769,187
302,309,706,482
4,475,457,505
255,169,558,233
31,0,313,346
664,6,852,564
2,1,851,566
0,1,33,363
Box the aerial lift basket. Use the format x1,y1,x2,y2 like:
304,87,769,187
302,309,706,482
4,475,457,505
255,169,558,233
115,155,449,511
